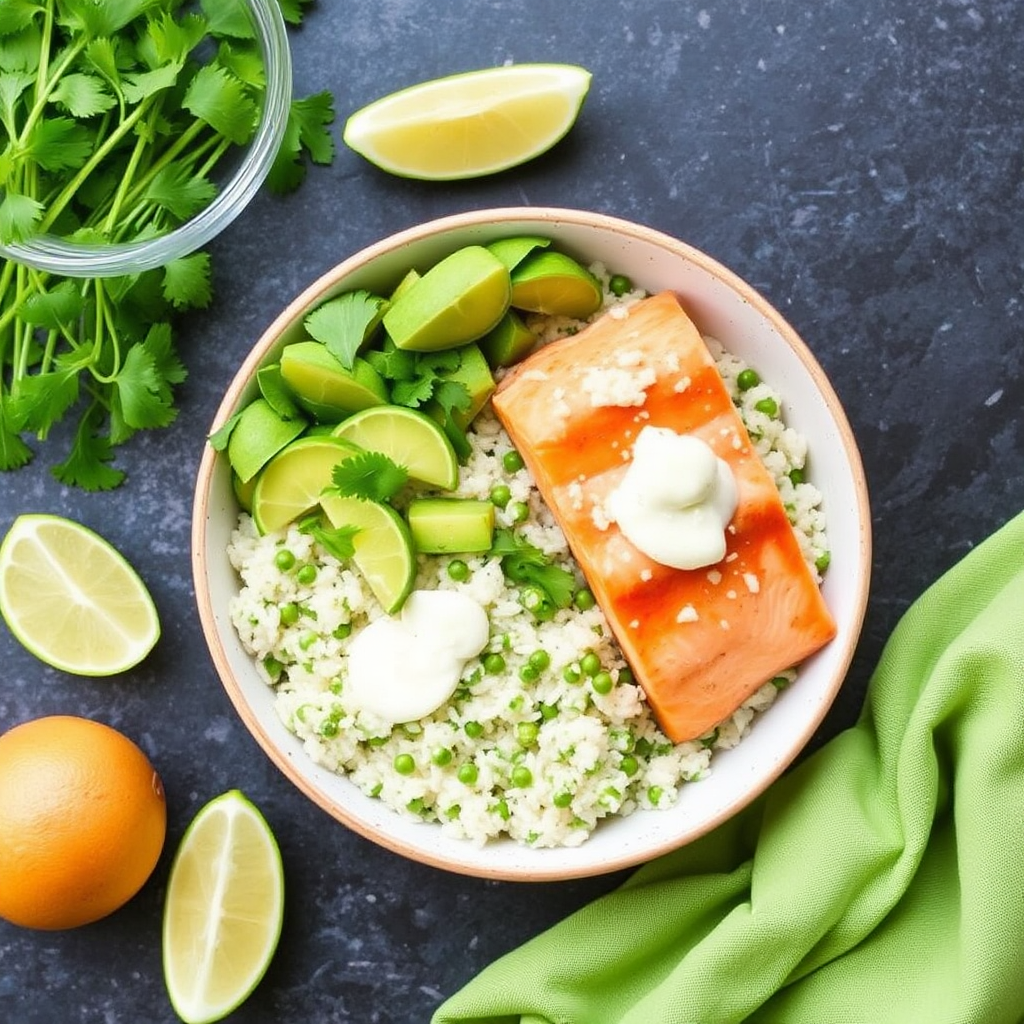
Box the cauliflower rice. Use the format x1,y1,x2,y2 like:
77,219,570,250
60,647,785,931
227,268,829,849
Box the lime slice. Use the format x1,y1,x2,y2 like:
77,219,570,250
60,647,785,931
0,514,160,676
319,494,416,613
162,790,284,1024
343,63,591,180
226,398,307,484
332,405,459,490
251,435,361,535
510,250,604,318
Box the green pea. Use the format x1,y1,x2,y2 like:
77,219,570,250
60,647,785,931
573,588,596,611
620,754,639,777
262,654,284,680
332,622,352,640
507,500,529,524
562,664,582,685
502,450,525,473
511,765,533,788
319,719,339,738
648,785,664,806
457,763,479,785
431,746,453,767
815,551,832,573
737,367,760,391
580,651,601,677
279,602,299,626
771,675,791,690
483,652,506,674
393,753,416,775
617,666,634,685
464,720,485,739
754,396,778,417
609,273,632,297
591,671,614,695
539,702,558,720
274,548,296,571
516,722,539,747
553,789,573,808
490,484,511,508
528,649,551,671
521,586,555,621
788,467,806,486
447,559,470,582
494,798,511,821
519,663,540,684
298,630,318,651
296,563,317,585
634,737,654,758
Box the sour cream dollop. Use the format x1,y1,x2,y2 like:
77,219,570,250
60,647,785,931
607,426,738,570
345,589,489,724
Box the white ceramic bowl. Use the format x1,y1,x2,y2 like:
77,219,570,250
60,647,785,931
192,208,871,881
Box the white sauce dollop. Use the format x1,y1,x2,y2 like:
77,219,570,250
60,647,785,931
345,589,489,724
607,426,738,570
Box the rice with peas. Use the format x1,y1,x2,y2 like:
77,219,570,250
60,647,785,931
227,267,829,849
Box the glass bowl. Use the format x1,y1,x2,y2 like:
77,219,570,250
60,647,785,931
0,0,292,279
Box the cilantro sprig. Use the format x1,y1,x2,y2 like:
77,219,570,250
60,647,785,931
329,450,408,504
489,528,577,611
0,0,335,488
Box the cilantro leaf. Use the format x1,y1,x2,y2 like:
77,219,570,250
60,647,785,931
182,64,256,145
304,290,386,370
364,343,417,382
144,163,217,221
7,368,80,436
274,0,318,26
298,514,359,561
16,279,85,331
162,252,212,309
267,91,337,193
330,451,408,504
490,529,577,609
50,403,125,491
0,190,43,243
49,73,117,118
0,399,33,471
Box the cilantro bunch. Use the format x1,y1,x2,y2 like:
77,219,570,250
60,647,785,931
0,0,334,488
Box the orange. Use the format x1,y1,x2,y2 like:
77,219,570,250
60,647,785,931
0,715,167,930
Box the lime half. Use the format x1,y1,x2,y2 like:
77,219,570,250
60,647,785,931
251,434,360,534
0,514,160,676
332,405,459,490
343,63,592,180
162,790,284,1024
319,494,416,613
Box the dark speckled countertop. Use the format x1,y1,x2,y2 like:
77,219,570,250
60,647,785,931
2,2,1022,1022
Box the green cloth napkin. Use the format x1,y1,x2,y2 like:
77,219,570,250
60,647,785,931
433,510,1024,1024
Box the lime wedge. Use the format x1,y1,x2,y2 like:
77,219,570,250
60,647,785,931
510,250,604,318
251,435,361,535
382,245,510,352
162,790,284,1024
0,514,160,676
319,494,416,613
343,63,592,180
332,405,459,490
226,398,307,484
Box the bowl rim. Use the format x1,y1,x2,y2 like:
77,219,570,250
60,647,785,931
192,206,872,880
0,0,292,278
